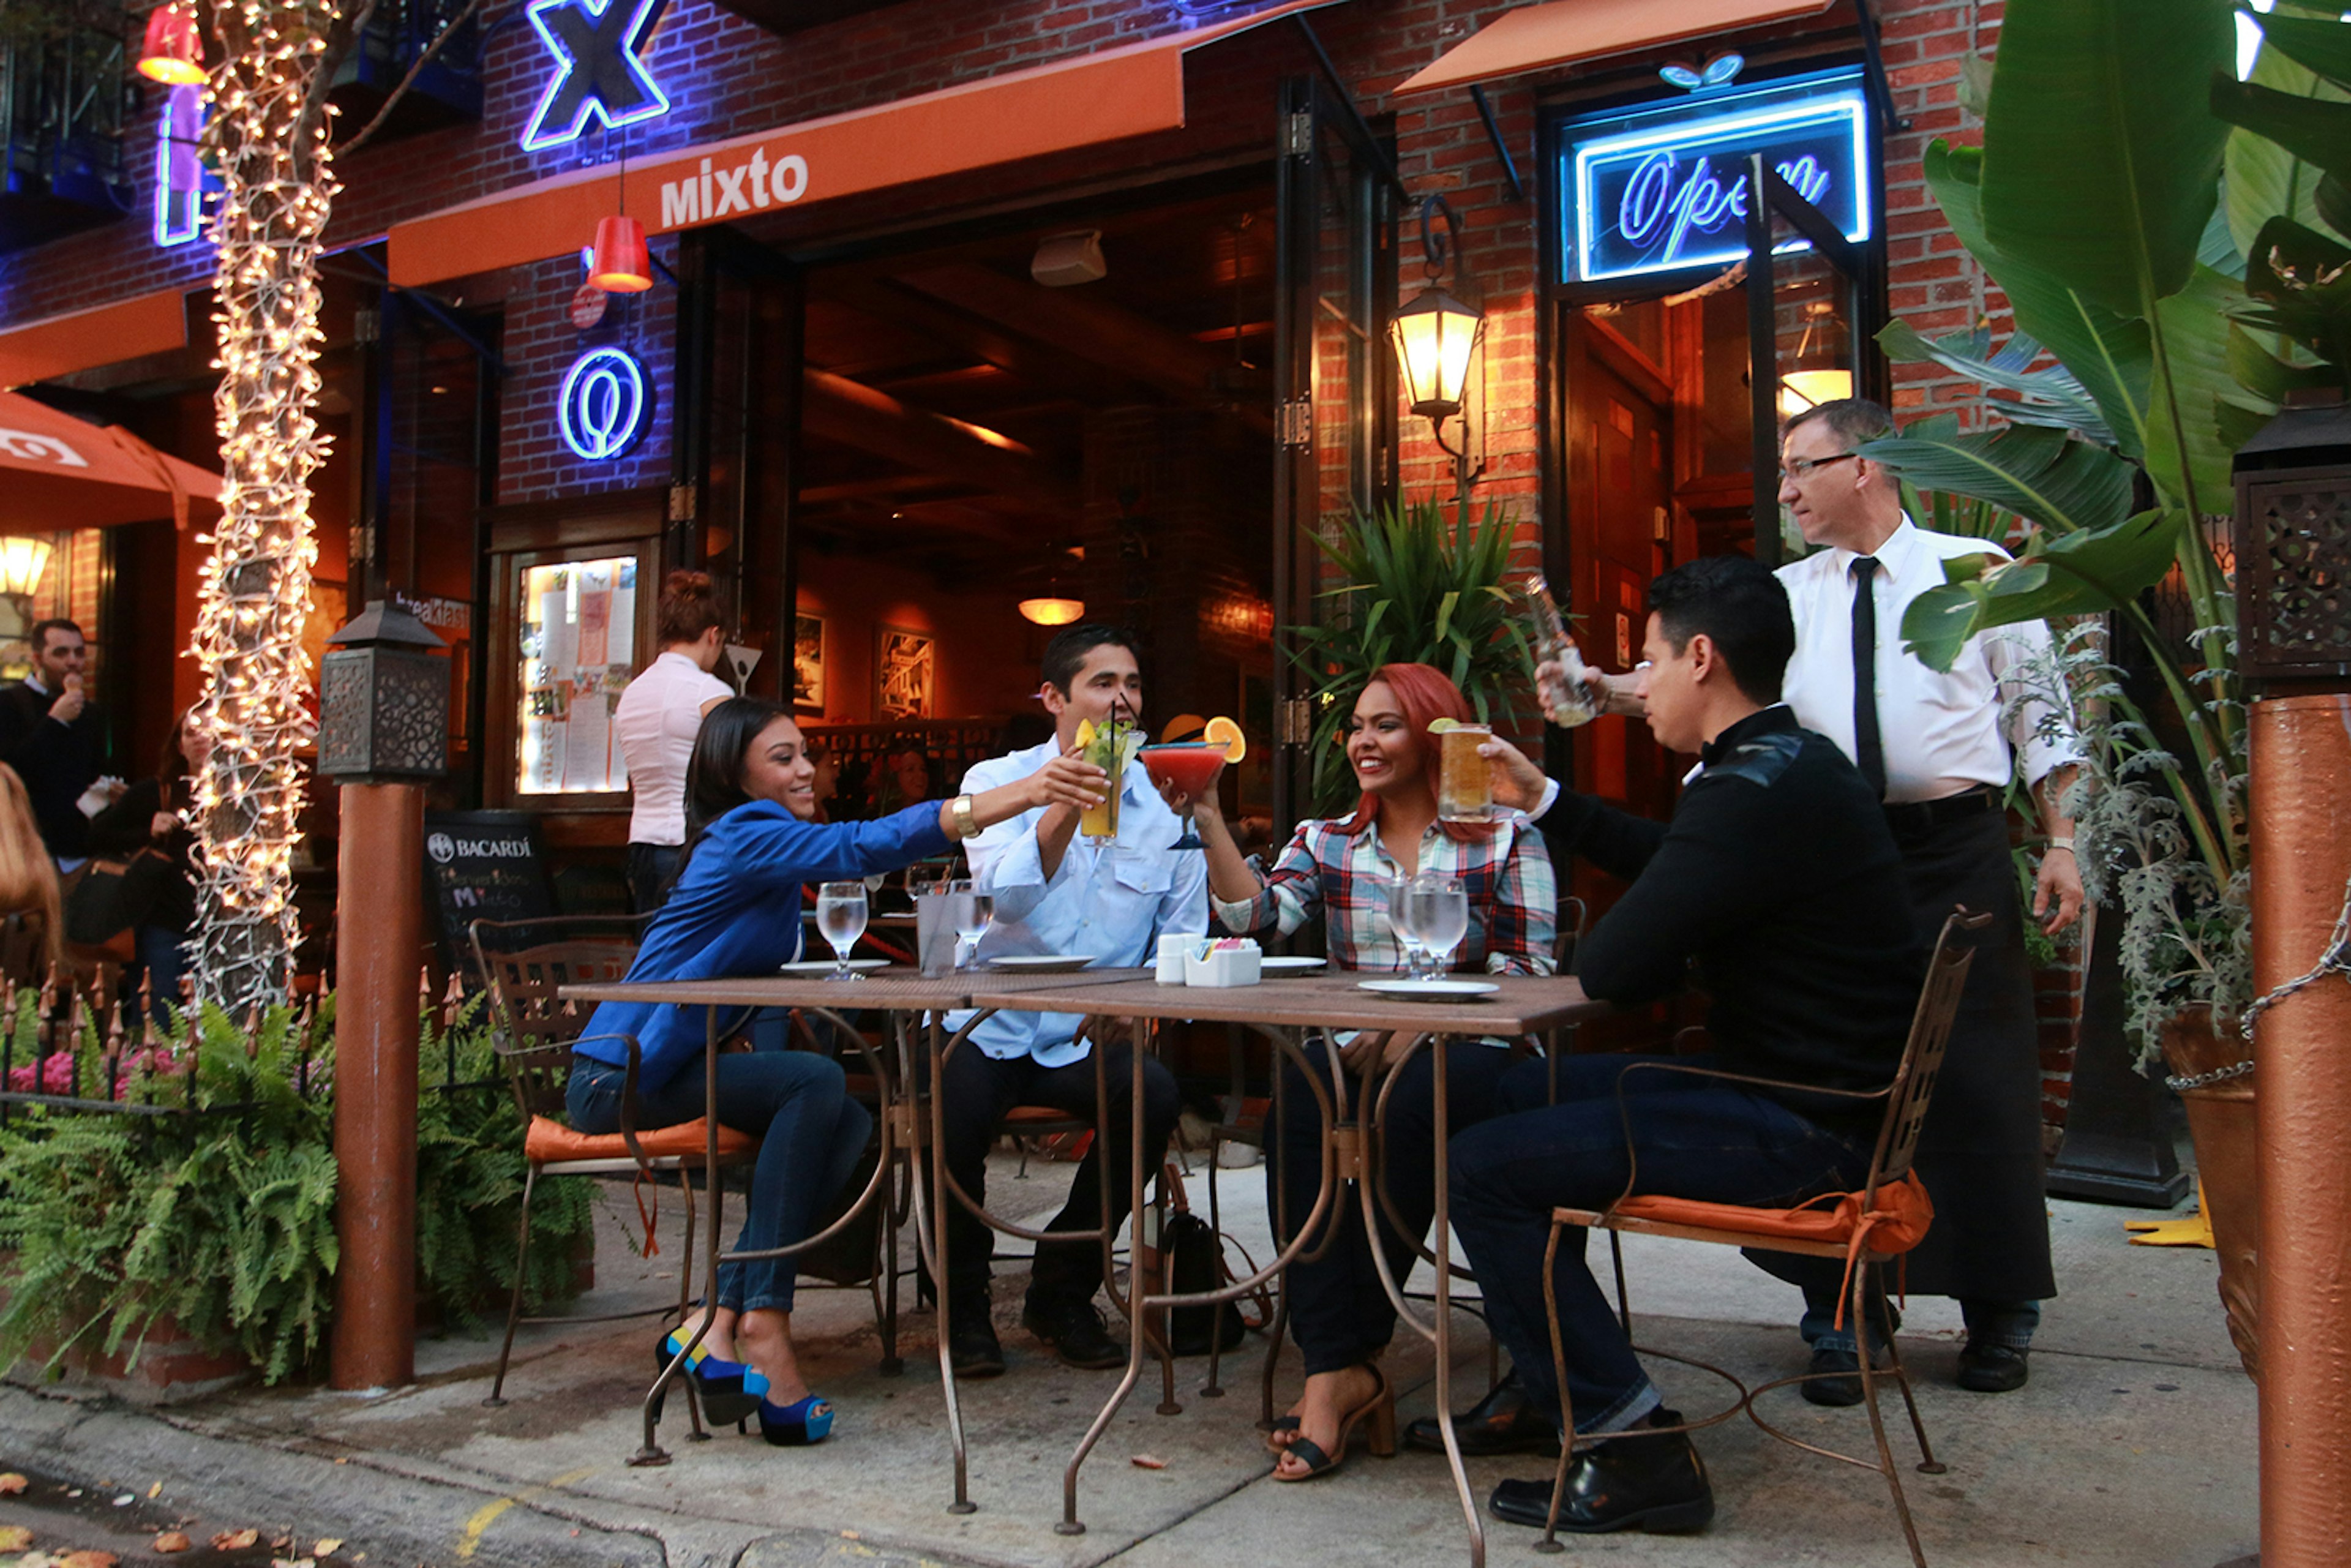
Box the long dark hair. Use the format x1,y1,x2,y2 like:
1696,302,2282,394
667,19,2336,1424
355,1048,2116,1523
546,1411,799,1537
673,696,795,885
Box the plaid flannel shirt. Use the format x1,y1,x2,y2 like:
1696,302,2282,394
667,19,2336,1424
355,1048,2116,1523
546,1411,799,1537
1212,812,1559,978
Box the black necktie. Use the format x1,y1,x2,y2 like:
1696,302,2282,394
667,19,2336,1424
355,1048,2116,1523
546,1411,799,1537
1850,555,1886,799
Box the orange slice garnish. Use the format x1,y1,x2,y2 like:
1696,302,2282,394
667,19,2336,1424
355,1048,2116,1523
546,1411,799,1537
1204,716,1246,762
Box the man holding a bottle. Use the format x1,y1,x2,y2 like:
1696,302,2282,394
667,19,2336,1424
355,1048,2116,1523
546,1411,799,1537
936,624,1201,1378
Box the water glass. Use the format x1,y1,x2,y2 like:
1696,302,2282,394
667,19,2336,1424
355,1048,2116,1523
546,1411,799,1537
1406,874,1468,975
1384,874,1427,978
948,877,993,970
816,880,869,982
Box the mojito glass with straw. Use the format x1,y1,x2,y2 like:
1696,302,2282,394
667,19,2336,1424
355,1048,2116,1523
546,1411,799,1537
1075,715,1142,842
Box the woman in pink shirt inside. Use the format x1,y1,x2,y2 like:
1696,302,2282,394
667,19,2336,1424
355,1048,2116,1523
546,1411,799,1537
614,571,735,912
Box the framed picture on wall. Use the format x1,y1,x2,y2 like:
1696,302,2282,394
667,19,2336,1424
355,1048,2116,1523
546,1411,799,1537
793,613,825,713
877,625,934,719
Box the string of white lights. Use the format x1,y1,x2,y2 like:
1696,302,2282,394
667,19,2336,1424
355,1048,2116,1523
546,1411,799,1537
187,2,345,1015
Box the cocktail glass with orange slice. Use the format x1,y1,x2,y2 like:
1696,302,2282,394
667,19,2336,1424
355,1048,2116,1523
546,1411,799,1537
1141,717,1245,849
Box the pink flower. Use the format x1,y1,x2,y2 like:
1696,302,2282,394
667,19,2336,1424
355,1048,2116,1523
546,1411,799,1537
6,1051,77,1095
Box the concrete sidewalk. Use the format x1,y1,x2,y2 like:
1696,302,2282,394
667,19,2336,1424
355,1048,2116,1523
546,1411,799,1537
1,1148,2257,1568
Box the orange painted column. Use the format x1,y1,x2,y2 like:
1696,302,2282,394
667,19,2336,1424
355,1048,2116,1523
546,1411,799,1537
2249,693,2351,1566
328,782,425,1391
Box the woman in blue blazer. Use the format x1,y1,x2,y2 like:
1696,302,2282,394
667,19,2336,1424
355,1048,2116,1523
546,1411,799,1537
570,697,1104,1446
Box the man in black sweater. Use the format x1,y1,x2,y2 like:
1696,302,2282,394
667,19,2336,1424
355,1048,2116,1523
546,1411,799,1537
1439,556,1922,1536
0,619,118,867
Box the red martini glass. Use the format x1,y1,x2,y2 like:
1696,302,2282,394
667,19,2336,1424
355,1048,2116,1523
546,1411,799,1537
1138,741,1228,850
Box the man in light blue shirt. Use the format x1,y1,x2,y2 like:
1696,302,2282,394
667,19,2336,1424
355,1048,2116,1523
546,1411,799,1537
938,625,1203,1377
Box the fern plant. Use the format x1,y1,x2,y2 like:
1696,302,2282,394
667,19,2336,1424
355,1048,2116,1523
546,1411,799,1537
1287,495,1537,817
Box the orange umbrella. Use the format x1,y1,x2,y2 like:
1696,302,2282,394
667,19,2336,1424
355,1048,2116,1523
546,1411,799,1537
0,388,220,530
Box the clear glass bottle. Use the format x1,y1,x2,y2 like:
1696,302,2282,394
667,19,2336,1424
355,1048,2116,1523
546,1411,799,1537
1520,575,1600,729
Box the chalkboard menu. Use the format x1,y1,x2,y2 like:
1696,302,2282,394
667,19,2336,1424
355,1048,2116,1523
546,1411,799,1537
424,810,555,974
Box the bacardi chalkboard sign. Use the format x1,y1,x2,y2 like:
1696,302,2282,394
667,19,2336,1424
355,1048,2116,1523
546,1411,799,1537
423,810,555,974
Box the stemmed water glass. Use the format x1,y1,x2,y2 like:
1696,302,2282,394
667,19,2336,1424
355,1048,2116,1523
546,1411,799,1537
1406,874,1468,978
816,880,869,982
948,877,993,971
1385,875,1428,978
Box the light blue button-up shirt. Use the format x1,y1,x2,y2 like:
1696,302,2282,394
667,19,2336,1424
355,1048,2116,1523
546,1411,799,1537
943,738,1207,1065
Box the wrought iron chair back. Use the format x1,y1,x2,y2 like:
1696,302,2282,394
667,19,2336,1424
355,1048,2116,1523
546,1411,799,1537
1863,909,1981,1199
468,918,640,1125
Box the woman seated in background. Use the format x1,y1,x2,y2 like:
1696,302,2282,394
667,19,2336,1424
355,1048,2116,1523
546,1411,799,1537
1161,662,1557,1482
570,696,1105,1447
86,709,206,1016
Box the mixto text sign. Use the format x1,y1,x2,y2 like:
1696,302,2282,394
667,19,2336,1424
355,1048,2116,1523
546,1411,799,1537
1558,69,1871,285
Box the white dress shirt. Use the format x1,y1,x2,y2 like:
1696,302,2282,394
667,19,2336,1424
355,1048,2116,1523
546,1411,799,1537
943,738,1207,1067
1775,519,2081,802
613,650,732,845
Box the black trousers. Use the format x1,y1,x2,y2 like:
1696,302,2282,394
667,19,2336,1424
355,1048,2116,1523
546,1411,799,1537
937,1041,1182,1307
1267,1042,1517,1375
626,841,681,914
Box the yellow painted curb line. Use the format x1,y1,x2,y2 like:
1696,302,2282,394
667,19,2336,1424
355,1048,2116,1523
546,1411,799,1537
454,1466,598,1559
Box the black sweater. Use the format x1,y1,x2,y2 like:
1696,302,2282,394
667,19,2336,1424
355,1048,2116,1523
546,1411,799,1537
0,680,113,860
1537,705,1924,1133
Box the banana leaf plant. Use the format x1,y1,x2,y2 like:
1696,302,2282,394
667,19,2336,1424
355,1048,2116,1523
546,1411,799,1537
1286,496,1535,817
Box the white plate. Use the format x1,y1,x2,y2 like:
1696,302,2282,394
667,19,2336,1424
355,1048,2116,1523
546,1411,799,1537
1261,956,1328,975
1357,978,1500,1002
985,955,1097,973
780,958,890,975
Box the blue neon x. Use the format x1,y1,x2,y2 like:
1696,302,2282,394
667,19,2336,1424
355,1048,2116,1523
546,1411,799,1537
520,0,670,152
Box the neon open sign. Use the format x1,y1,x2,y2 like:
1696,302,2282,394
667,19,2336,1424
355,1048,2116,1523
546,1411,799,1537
1558,69,1870,285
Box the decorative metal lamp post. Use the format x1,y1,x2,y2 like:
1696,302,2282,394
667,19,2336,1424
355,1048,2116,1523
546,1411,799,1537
2231,388,2351,1567
320,600,448,1392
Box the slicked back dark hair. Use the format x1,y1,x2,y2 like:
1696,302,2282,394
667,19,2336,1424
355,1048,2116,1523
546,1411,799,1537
29,618,80,655
1646,555,1795,706
1780,396,1894,454
1040,623,1140,696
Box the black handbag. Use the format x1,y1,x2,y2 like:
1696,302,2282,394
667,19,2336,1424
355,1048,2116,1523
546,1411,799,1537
1146,1163,1252,1357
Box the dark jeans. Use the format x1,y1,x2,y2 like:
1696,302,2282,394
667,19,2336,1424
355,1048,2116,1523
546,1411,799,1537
137,925,188,1024
568,1041,869,1314
1451,1052,1871,1435
1267,1041,1517,1376
936,1041,1181,1308
626,842,681,914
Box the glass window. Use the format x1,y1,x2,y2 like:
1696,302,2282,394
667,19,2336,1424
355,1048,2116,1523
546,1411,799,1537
516,556,637,795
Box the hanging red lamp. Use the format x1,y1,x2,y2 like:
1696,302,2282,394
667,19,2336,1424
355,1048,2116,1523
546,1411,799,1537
588,215,653,293
137,5,207,86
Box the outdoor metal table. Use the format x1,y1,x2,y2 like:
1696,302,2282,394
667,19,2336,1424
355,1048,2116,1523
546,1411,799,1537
556,965,1112,1471
965,970,1604,1567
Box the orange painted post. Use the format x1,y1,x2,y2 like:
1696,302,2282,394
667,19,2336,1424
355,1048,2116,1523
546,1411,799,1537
2248,694,2351,1567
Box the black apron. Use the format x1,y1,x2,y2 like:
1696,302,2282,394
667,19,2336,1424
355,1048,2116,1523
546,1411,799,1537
1752,808,2055,1305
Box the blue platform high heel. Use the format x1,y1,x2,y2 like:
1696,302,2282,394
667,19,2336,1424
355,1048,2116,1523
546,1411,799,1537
653,1330,768,1428
756,1392,835,1446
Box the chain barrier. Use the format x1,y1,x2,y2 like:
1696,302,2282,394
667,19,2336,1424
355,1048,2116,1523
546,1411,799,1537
2170,868,2351,1092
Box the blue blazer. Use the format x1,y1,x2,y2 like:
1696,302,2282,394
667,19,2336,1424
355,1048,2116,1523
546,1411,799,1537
574,799,951,1092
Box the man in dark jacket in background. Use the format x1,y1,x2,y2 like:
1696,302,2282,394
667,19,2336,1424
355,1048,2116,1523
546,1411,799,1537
1435,556,1924,1537
0,619,119,868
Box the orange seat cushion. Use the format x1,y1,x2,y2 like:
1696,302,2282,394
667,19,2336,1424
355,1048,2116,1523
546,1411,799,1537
1002,1104,1083,1127
525,1114,759,1165
1611,1171,1935,1256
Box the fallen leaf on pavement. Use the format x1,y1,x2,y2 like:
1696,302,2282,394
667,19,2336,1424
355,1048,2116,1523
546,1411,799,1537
211,1529,260,1551
148,1484,162,1499
153,1531,192,1553
59,1551,120,1568
0,1472,24,1494
1130,1454,1167,1469
0,1525,32,1551
271,1558,315,1567
312,1541,342,1558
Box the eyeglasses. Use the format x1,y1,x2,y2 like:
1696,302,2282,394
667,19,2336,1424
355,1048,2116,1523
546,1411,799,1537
1780,451,1859,480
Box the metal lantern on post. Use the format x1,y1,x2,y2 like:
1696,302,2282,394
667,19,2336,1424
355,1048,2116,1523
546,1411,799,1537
1387,195,1486,507
320,598,447,1392
2229,385,2351,1564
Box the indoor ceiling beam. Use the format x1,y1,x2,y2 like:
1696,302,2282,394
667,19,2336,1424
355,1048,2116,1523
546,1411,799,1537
801,366,1080,518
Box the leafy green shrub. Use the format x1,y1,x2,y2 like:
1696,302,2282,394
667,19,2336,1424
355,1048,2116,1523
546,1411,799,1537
0,991,591,1383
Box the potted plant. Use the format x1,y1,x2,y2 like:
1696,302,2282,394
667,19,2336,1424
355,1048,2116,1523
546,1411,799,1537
1850,0,2351,1375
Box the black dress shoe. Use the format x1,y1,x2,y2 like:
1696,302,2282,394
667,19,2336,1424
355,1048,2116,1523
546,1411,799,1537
1956,1341,2030,1392
1022,1293,1127,1370
1488,1416,1713,1535
1404,1373,1561,1455
948,1307,1005,1379
1802,1345,1865,1408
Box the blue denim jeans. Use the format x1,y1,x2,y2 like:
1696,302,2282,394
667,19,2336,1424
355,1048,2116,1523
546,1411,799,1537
568,1034,869,1314
1450,1052,1872,1436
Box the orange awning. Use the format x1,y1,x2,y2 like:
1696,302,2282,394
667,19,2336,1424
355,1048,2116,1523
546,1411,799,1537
1393,0,1837,97
0,389,220,530
388,0,1348,289
0,288,190,390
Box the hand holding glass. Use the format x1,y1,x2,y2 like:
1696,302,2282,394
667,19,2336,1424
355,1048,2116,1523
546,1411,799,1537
816,881,869,982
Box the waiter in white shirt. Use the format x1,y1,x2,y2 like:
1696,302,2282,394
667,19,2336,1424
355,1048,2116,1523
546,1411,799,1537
1572,398,2083,1403
612,570,733,912
937,625,1202,1381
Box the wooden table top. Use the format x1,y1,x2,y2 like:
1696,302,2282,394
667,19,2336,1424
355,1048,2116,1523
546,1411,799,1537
557,964,1122,1011
964,970,1604,1036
